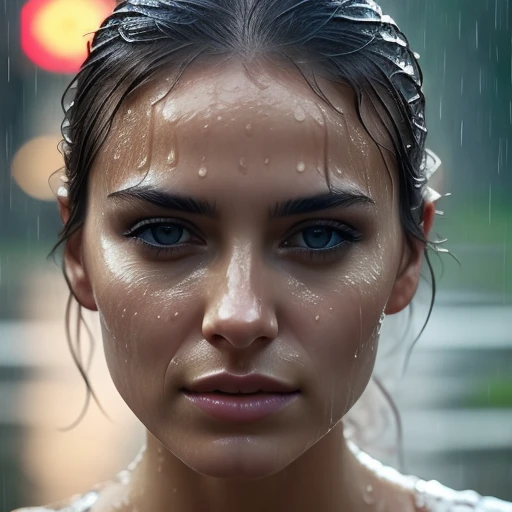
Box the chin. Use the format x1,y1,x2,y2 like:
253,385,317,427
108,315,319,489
173,434,305,480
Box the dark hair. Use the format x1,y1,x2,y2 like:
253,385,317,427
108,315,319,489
52,0,444,463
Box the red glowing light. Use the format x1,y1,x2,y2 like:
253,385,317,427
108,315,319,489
21,0,115,73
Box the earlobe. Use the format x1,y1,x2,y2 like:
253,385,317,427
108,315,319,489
384,201,436,315
58,198,98,312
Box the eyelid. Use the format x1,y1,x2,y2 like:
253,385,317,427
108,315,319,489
281,219,362,244
123,217,197,237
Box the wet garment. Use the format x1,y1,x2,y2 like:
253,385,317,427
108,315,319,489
14,446,512,512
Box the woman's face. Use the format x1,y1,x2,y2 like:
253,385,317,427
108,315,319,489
69,59,423,479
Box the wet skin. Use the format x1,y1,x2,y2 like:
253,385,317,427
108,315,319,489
61,58,434,512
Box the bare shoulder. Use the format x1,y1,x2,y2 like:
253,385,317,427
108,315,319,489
413,479,512,512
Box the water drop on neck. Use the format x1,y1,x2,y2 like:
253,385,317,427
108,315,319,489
198,166,208,178
363,484,376,505
294,105,306,122
297,161,306,173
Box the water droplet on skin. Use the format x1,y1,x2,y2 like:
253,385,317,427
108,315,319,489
138,155,148,169
315,115,325,126
204,124,209,129
217,115,223,121
264,157,270,165
134,312,138,316
294,105,306,122
174,312,179,317
127,109,132,115
57,186,68,198
297,161,306,172
363,484,376,505
245,124,253,136
354,353,358,359
114,149,121,160
336,168,343,174
157,315,161,320
315,315,320,322
198,166,208,178
167,149,176,165
239,157,248,172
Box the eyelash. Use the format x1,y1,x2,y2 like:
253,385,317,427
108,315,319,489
123,218,363,261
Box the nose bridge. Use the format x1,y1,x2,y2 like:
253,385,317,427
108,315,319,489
202,242,277,347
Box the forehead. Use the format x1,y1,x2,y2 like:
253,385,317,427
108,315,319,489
93,58,395,203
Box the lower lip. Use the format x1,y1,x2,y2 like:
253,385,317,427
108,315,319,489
182,391,300,423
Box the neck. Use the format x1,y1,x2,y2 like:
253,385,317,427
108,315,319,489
123,422,375,512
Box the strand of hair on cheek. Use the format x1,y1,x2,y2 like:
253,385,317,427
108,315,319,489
58,293,112,432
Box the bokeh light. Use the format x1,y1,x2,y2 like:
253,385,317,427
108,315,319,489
11,135,64,201
21,0,115,73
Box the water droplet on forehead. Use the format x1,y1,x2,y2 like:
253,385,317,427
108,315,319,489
294,105,306,122
198,166,208,178
297,161,306,172
239,157,248,173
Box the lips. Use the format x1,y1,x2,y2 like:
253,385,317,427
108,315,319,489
183,372,299,394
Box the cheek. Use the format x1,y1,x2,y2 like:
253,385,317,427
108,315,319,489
85,231,203,410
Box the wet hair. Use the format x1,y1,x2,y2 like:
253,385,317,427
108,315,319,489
51,0,444,463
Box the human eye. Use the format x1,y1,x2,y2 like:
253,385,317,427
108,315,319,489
281,220,363,262
123,218,203,255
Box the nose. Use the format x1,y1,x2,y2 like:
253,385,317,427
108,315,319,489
202,246,278,349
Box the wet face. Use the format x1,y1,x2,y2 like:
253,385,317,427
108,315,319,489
70,59,418,479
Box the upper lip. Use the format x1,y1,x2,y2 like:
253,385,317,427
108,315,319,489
183,372,299,394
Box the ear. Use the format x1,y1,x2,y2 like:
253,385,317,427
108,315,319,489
58,197,98,312
384,201,436,315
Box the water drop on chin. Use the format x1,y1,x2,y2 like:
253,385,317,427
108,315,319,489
294,105,306,122
297,161,306,172
198,166,208,178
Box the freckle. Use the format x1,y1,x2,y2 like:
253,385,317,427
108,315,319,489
297,161,306,173
315,315,320,322
198,166,208,178
264,157,270,165
294,105,306,122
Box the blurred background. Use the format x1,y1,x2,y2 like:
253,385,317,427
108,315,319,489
0,0,511,510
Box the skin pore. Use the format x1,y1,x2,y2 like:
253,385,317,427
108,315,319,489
60,58,434,512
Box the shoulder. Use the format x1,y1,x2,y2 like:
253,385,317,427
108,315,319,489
11,490,100,512
415,479,512,512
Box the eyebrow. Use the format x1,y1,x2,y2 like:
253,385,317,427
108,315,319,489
107,185,374,219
